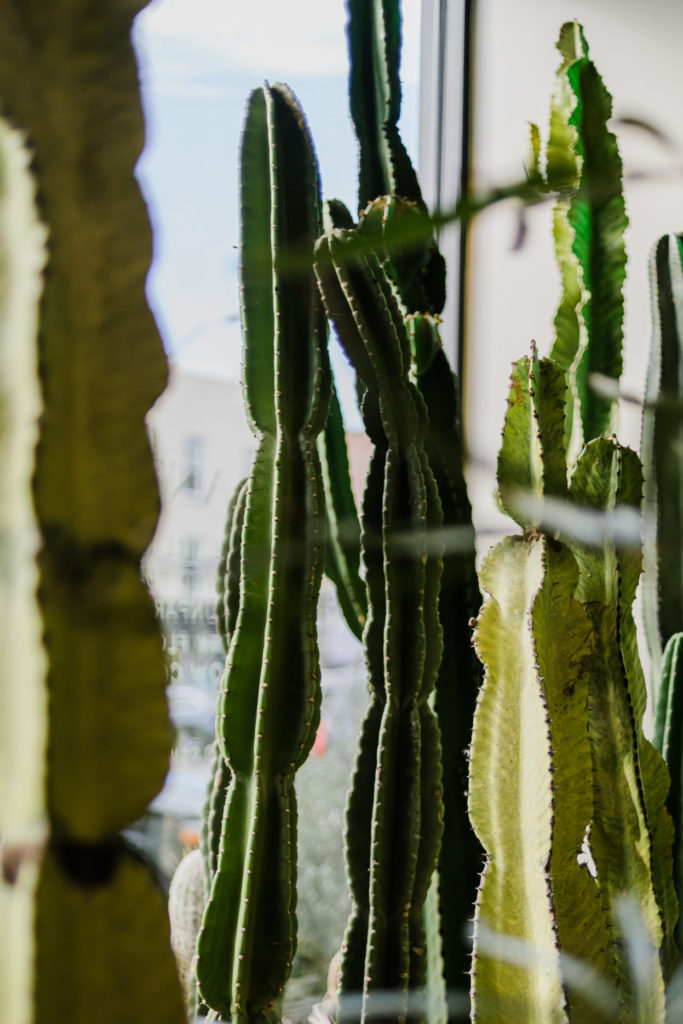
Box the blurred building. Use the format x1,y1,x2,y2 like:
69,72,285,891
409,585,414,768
143,368,256,691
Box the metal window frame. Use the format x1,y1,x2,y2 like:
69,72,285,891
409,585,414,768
419,0,476,408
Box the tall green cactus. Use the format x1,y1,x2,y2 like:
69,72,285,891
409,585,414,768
346,0,446,316
641,234,683,678
408,312,483,1006
0,4,184,1021
196,83,330,1022
342,3,482,1011
315,227,444,1021
643,235,683,955
527,22,628,453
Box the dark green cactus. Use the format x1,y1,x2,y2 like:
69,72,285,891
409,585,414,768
200,478,247,888
639,231,683,960
0,4,184,1021
407,312,483,1004
654,633,683,950
317,385,367,641
196,82,331,1022
341,4,482,1012
346,0,446,316
641,234,683,678
215,477,248,657
315,227,444,1022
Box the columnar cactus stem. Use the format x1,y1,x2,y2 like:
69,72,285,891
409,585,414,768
346,0,446,315
470,352,616,1023
408,313,482,1003
196,83,330,1022
315,228,444,1022
318,385,367,640
200,479,247,889
567,439,679,991
641,233,683,677
653,633,683,948
528,22,628,451
344,2,481,1007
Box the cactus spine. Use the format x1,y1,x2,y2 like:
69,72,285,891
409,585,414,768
196,83,330,1021
0,4,184,1021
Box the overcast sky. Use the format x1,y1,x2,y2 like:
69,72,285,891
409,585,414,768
132,0,420,427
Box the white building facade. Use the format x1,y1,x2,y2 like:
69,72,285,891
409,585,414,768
144,368,256,691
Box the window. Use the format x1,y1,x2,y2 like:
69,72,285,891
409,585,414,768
181,537,200,593
183,435,203,494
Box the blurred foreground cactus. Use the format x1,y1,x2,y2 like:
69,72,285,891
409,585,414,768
0,3,184,1022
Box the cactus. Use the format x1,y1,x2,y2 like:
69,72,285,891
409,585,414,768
341,3,483,1011
654,633,683,950
528,22,628,452
641,234,683,678
314,227,444,1021
470,349,678,1020
200,478,248,889
470,351,615,1022
318,384,367,641
195,82,331,1021
346,0,446,316
567,438,679,997
169,848,209,1017
468,22,680,1023
0,4,184,1021
407,312,483,1005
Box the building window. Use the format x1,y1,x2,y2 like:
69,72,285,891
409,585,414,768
183,436,203,494
181,537,200,593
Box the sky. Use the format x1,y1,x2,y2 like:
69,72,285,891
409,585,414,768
132,0,420,428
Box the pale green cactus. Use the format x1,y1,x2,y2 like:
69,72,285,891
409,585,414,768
470,347,678,1021
527,22,628,454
